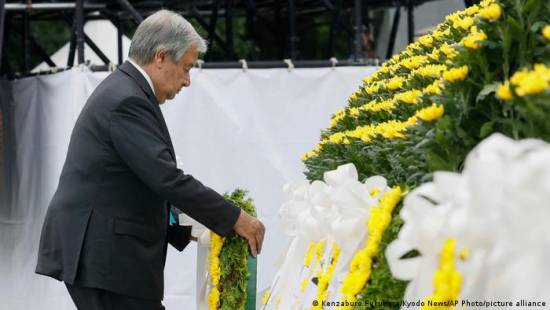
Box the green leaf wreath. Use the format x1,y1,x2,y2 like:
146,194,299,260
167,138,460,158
215,189,257,310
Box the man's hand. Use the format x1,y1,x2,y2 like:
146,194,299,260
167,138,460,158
233,210,265,257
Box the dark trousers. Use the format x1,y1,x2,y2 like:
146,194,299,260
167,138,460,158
65,283,165,310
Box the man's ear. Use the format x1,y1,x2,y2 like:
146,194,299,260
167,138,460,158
153,49,168,67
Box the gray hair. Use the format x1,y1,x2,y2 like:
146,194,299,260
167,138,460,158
129,10,207,65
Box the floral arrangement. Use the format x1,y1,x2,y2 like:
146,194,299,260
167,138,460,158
264,163,394,309
208,233,224,309
387,134,550,305
208,189,257,310
301,0,549,304
339,187,402,308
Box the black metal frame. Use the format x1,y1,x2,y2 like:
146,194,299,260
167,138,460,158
0,0,5,66
0,0,473,79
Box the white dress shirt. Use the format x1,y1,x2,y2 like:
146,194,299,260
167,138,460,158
128,58,156,96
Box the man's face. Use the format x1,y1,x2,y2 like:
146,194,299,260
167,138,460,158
153,46,198,103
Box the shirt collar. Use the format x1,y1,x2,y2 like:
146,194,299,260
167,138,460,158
128,58,156,96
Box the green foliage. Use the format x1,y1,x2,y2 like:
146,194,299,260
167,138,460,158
218,189,256,310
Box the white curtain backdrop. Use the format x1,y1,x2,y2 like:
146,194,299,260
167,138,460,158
0,65,375,310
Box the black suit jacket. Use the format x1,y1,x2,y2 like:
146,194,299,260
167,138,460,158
35,61,241,300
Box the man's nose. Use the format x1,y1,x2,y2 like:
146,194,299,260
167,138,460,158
182,75,191,87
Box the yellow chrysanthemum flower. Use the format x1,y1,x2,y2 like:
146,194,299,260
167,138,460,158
365,83,380,95
533,63,550,82
479,3,502,20
496,81,513,100
462,27,487,49
422,239,463,310
510,69,529,85
389,54,400,63
445,12,460,24
386,76,406,90
432,30,445,41
510,64,550,96
395,89,423,104
301,142,324,161
301,150,315,161
453,16,474,30
360,99,396,113
400,55,429,70
423,79,444,95
440,43,458,59
515,76,547,96
417,103,445,122
443,66,469,82
464,5,480,16
329,108,346,128
362,76,374,84
479,0,496,8
329,132,348,144
412,64,446,78
407,42,423,53
543,25,550,41
419,35,434,48
375,118,414,139
428,49,442,61
388,63,401,73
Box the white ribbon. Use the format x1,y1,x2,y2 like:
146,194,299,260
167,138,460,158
269,163,391,309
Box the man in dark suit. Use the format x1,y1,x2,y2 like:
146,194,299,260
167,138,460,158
35,10,265,310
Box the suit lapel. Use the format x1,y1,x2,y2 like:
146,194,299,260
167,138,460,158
119,61,176,161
